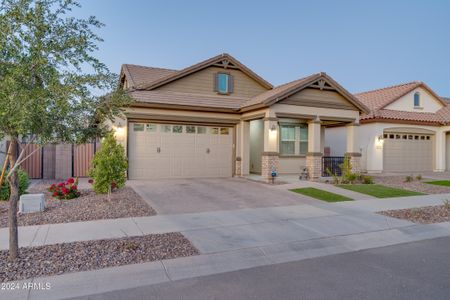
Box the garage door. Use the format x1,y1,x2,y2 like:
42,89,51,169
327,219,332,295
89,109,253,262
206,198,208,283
383,132,433,172
128,122,233,179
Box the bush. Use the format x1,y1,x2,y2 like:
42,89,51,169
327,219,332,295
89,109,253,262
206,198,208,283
0,169,30,201
48,178,80,200
405,175,414,182
416,174,422,181
89,133,127,196
362,175,374,184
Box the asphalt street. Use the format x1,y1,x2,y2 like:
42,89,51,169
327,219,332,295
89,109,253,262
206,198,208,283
71,236,450,300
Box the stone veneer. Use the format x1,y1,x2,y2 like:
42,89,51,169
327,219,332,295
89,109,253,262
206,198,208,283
345,152,362,174
261,152,279,183
306,152,323,180
235,157,242,177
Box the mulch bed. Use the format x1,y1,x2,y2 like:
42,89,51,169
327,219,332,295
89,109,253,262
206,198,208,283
373,176,450,194
0,232,199,282
0,184,156,228
379,205,450,224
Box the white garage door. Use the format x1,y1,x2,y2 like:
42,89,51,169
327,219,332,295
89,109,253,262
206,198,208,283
128,122,233,179
383,132,433,172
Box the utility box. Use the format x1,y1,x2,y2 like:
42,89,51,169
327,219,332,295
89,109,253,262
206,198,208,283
19,194,45,213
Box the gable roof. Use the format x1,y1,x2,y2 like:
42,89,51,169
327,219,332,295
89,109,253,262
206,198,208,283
355,81,447,111
121,64,177,88
241,72,370,113
135,53,273,91
357,82,450,125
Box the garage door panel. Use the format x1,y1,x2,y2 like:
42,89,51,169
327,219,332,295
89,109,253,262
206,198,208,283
129,123,233,179
383,133,432,172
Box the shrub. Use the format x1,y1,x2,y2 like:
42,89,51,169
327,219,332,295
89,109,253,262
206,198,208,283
405,175,414,182
0,169,30,201
89,133,127,197
416,174,422,181
362,175,374,184
48,178,80,200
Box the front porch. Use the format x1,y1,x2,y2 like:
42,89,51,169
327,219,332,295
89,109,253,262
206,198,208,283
237,111,361,182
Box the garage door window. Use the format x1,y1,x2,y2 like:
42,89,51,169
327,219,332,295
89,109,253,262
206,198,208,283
146,124,157,132
172,125,183,133
220,128,229,135
210,128,219,135
133,124,144,131
161,125,171,133
197,126,207,134
186,126,196,134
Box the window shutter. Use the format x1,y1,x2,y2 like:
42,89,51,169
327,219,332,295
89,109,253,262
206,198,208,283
213,73,218,92
228,74,234,94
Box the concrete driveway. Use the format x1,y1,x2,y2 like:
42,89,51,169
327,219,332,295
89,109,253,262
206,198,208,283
127,178,313,214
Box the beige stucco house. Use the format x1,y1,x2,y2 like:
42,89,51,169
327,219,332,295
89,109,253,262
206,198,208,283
326,81,450,174
115,53,369,181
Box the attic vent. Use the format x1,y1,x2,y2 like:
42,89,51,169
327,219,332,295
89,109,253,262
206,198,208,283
310,79,333,90
214,59,238,69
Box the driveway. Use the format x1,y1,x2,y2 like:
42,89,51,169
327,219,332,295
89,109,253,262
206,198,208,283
127,178,314,214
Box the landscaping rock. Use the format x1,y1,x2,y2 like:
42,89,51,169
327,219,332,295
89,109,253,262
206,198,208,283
373,176,450,194
0,232,199,282
379,205,450,224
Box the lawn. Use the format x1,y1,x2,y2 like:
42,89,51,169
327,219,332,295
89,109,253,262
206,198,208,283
290,187,353,202
425,180,450,187
337,184,425,198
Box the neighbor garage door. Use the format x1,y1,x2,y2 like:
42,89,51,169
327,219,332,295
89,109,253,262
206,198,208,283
383,132,433,172
128,122,233,179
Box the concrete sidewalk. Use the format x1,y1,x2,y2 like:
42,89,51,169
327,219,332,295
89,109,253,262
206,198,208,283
4,221,450,300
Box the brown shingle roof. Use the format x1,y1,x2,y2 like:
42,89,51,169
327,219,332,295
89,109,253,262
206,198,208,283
129,90,247,111
121,64,177,88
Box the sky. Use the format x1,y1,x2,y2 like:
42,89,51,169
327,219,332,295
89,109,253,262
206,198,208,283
76,0,450,96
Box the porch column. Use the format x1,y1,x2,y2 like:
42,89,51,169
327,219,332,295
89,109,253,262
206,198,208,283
261,117,279,182
435,130,446,172
306,117,322,180
345,121,361,173
236,120,250,176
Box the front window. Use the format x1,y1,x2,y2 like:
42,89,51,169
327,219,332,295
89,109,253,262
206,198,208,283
280,124,308,156
216,73,231,94
414,92,420,107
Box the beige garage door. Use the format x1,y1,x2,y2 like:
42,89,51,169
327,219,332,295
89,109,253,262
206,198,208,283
128,122,233,179
383,132,433,172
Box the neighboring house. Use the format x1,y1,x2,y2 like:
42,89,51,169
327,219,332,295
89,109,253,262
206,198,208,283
115,53,369,181
326,81,450,173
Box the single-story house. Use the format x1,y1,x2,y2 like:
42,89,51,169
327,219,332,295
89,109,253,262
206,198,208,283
326,81,450,173
115,53,370,181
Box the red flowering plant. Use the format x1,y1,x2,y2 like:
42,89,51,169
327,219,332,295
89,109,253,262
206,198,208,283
48,178,81,200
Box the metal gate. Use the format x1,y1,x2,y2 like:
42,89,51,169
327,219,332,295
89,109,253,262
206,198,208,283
20,143,43,179
322,156,345,177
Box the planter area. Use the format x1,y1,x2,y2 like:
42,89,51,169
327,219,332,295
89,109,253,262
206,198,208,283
373,176,450,194
379,205,450,224
0,182,156,228
0,232,198,282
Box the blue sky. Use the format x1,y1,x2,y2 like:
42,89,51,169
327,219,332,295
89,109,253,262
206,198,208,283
77,0,450,96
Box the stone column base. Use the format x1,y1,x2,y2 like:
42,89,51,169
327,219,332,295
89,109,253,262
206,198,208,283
345,152,362,174
261,152,279,183
306,152,323,180
235,157,242,177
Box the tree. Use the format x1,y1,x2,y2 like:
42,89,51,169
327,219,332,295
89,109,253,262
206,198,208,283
0,0,131,260
89,133,127,200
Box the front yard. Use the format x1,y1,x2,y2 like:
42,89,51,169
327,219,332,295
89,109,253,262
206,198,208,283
0,181,156,228
379,205,450,224
290,188,353,202
373,176,450,194
337,184,425,198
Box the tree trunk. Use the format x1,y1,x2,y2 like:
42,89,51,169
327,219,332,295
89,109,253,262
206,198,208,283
8,139,19,261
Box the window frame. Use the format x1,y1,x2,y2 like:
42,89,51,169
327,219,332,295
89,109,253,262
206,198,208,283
414,92,421,108
279,123,309,157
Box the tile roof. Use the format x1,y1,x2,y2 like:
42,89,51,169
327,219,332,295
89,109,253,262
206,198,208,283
121,64,177,88
129,90,247,110
355,82,421,111
442,97,450,104
356,82,450,125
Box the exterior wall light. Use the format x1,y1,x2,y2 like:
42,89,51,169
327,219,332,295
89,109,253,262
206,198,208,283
270,124,277,131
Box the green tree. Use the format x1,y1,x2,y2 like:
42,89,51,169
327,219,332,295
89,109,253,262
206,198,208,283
89,133,127,199
0,0,131,260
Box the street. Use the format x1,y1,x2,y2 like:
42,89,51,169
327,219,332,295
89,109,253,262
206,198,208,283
71,236,450,300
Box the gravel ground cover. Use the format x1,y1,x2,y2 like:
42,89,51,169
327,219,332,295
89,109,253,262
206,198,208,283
0,183,156,228
379,205,450,224
0,232,199,282
373,176,450,194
